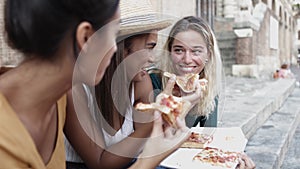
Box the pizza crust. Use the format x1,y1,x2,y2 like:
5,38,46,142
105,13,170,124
135,93,191,128
181,132,213,149
163,72,208,93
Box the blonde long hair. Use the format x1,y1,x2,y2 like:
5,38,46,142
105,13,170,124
160,16,222,116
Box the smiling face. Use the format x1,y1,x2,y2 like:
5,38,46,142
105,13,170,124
124,30,158,81
170,29,209,76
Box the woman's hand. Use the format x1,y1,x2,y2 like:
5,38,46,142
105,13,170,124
162,76,193,119
236,153,256,169
180,81,202,106
129,111,190,169
162,74,176,95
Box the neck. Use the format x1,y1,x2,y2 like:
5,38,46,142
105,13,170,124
0,54,74,117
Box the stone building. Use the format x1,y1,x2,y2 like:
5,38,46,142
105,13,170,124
293,0,300,61
150,0,216,51
154,0,297,78
215,0,297,78
0,0,298,79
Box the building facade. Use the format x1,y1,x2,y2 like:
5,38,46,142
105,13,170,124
0,0,298,79
153,0,298,77
215,0,297,77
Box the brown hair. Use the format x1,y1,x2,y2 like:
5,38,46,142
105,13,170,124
95,33,150,127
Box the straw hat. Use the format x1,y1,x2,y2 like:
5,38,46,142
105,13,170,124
118,0,173,38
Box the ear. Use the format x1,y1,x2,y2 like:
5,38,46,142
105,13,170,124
75,21,94,50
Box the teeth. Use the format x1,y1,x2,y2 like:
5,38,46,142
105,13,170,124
179,66,193,72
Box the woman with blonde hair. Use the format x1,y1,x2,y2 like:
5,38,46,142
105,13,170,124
151,16,222,127
151,15,255,169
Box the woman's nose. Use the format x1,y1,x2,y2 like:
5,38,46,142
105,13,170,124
148,54,155,63
112,42,117,52
183,50,193,64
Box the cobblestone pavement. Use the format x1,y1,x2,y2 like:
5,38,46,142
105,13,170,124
291,64,300,82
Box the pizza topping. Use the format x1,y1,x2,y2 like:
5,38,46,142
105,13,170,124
188,132,213,143
135,93,191,128
163,72,208,93
181,132,213,149
193,147,240,168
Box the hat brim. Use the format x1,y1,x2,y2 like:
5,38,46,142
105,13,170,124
118,19,173,38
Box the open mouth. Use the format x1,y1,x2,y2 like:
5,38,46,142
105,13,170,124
177,65,197,73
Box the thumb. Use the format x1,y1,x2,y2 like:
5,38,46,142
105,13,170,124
150,111,163,137
163,75,176,95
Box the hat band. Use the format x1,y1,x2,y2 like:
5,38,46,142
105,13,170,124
121,14,157,26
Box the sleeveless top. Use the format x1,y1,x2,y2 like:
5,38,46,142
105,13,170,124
65,83,135,162
0,92,66,169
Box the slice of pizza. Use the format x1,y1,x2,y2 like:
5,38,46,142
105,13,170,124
181,132,213,149
163,72,208,93
193,147,240,168
135,93,191,128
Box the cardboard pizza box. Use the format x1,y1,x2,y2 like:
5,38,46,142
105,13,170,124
160,127,247,169
196,127,247,152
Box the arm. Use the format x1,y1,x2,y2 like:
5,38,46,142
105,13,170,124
129,76,193,169
129,111,190,169
132,72,154,138
64,84,152,169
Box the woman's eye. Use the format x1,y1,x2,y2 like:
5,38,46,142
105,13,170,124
174,48,184,54
146,43,156,51
192,50,202,56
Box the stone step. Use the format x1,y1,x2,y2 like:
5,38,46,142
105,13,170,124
281,123,300,169
245,87,300,169
219,78,295,139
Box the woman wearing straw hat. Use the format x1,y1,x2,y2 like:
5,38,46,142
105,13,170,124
64,0,192,169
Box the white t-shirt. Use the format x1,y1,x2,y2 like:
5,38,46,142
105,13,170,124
65,83,135,162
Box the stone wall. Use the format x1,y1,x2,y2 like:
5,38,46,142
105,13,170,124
150,0,197,54
0,0,23,66
232,7,280,78
215,0,296,78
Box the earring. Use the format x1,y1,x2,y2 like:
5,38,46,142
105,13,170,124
205,59,208,63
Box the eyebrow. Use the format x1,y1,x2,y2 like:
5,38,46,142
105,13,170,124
172,45,184,48
172,45,204,49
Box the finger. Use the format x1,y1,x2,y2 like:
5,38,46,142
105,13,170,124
150,111,163,137
164,126,174,138
163,75,176,95
181,87,201,105
237,157,245,169
175,116,188,131
174,118,190,139
179,101,192,119
240,153,256,169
